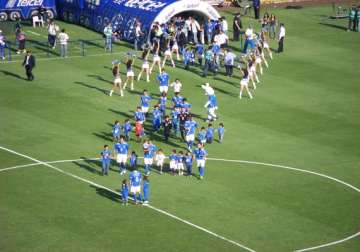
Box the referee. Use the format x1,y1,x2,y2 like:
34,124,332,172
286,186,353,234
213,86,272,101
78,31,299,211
277,23,286,53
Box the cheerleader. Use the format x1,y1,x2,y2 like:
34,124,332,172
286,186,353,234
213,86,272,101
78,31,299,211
248,55,259,89
109,61,124,97
239,68,253,99
123,56,135,91
261,32,273,59
257,44,269,69
137,48,150,82
254,45,266,75
162,39,175,68
155,149,166,174
149,42,162,74
171,35,180,61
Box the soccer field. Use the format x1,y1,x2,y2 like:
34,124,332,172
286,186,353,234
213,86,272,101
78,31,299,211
1,5,360,252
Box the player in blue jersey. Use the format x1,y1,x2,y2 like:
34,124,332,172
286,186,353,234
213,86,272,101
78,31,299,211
129,151,138,169
198,127,207,145
100,145,111,176
204,94,218,122
172,93,184,108
217,123,225,143
181,98,192,112
114,136,129,175
183,47,194,70
184,115,198,151
134,106,145,124
121,179,129,205
140,89,152,117
123,119,132,141
196,43,205,66
152,105,162,132
171,107,180,136
129,168,142,204
194,143,208,180
112,120,121,142
177,151,185,175
169,149,178,175
184,151,193,176
142,176,150,204
158,92,167,116
143,140,157,175
206,123,214,144
156,68,170,94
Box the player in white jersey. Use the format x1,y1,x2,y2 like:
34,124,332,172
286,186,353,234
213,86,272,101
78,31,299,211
155,149,166,174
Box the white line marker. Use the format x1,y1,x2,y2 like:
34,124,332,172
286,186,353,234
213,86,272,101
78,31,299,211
27,30,41,36
0,146,255,252
1,154,359,251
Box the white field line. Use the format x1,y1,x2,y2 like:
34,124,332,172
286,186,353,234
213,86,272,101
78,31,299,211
0,146,255,252
3,52,123,64
1,154,359,251
0,162,41,172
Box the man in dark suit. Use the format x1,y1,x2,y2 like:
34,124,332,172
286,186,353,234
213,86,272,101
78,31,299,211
253,0,260,20
22,50,35,81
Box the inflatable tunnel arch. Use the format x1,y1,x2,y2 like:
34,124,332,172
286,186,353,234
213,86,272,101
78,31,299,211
56,0,220,42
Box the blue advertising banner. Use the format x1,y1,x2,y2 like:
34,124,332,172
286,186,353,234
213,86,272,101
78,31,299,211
0,0,56,21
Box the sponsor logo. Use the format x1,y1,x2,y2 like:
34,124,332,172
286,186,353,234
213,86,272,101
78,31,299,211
16,0,43,7
114,0,166,11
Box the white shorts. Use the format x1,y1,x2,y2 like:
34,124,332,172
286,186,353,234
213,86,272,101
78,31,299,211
116,154,127,163
159,86,168,93
250,66,256,73
200,139,206,144
114,78,122,85
196,159,205,168
169,161,177,169
141,106,149,113
256,57,262,64
172,44,178,50
153,55,160,62
177,163,185,170
186,134,195,142
142,63,149,69
156,160,164,167
263,42,269,49
164,50,171,56
144,157,153,165
127,71,134,77
240,79,249,86
130,185,141,194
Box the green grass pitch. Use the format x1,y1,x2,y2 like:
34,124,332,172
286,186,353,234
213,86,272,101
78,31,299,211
0,5,359,252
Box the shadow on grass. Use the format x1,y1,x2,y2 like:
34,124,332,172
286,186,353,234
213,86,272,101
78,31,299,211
73,160,102,175
319,22,347,31
108,108,133,118
91,185,121,203
87,74,113,85
74,81,108,95
0,70,25,80
93,131,113,142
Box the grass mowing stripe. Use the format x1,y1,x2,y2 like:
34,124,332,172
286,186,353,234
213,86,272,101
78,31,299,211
0,146,255,252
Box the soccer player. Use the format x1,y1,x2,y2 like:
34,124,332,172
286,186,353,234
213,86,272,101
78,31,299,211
155,149,166,174
194,143,208,180
129,167,142,204
109,61,123,97
171,107,180,137
198,127,207,145
170,79,182,94
204,94,218,122
184,115,198,151
123,119,132,141
129,151,138,169
196,42,205,66
152,105,162,132
134,106,145,124
172,93,184,109
114,136,129,175
112,120,121,142
143,176,150,204
169,149,178,175
217,123,225,143
181,98,192,112
135,120,144,142
156,68,170,94
143,140,157,175
100,145,111,176
184,151,193,176
140,89,152,117
121,179,129,205
206,124,214,144
177,151,185,175
158,92,167,116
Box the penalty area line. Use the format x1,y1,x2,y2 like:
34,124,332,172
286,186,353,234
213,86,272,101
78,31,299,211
0,146,255,252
